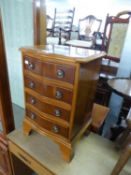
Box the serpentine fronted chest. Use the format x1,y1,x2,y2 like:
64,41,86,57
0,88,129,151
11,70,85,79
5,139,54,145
20,45,105,161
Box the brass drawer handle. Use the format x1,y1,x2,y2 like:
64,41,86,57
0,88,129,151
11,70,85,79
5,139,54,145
29,81,35,89
52,125,59,133
54,109,61,117
30,113,36,120
57,69,65,78
30,98,36,105
55,90,63,99
28,62,35,70
18,153,31,165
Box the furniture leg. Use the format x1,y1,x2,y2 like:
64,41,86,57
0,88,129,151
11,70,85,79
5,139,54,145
23,119,32,135
111,144,131,175
59,143,73,162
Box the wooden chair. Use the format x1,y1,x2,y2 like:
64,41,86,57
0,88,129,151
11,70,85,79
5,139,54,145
98,11,131,100
46,15,54,37
47,8,75,45
100,11,131,62
66,15,102,49
91,103,110,134
111,108,131,175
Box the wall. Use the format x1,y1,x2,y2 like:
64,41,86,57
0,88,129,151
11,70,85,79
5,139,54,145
0,0,131,108
118,22,131,77
0,0,34,108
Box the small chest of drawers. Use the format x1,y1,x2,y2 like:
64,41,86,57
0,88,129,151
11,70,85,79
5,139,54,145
21,45,105,161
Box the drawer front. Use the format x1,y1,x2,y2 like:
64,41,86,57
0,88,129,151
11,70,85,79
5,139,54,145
24,56,75,84
24,57,43,75
26,109,68,138
25,76,73,104
26,93,70,121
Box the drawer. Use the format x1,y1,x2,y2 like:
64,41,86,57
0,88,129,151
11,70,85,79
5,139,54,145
24,57,43,75
25,76,73,104
24,56,75,84
26,109,68,138
26,93,70,122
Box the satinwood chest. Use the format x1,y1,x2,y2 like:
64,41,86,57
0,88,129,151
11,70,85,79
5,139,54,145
20,45,105,161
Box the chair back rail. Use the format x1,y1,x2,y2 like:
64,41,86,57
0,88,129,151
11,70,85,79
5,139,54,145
78,15,102,41
52,8,75,40
101,11,131,62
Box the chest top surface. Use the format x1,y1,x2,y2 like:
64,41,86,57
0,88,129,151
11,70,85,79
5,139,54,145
20,45,106,63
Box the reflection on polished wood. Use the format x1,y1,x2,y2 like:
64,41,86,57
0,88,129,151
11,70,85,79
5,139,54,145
21,45,106,63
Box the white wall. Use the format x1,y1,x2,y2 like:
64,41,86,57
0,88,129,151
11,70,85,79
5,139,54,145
118,22,131,77
0,0,34,108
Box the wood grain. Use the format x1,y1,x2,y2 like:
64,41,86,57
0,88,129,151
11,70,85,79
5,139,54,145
21,46,103,161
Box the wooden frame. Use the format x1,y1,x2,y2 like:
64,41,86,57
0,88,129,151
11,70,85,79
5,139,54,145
0,9,15,135
78,15,102,40
0,9,15,175
33,0,46,45
102,12,131,62
51,8,75,44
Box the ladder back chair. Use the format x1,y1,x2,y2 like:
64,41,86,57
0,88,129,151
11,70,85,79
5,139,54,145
47,7,75,45
46,15,54,37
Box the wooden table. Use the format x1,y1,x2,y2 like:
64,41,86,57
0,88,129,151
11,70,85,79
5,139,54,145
7,128,131,175
107,78,131,100
108,79,131,175
107,78,131,140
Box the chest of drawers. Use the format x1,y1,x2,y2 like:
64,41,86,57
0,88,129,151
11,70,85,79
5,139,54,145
20,45,105,161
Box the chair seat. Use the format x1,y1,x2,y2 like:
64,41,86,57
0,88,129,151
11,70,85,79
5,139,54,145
65,39,93,48
47,37,66,45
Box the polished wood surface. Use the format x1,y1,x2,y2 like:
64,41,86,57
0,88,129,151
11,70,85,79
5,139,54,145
26,93,71,122
33,0,46,45
24,56,76,84
26,110,68,138
0,10,15,135
108,78,131,99
25,76,73,104
72,58,101,138
20,45,106,63
0,133,12,175
21,45,105,161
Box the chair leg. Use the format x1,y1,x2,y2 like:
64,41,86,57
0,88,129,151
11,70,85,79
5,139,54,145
111,144,131,175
